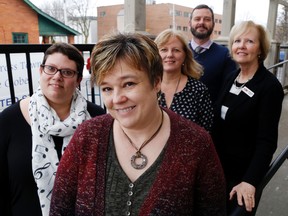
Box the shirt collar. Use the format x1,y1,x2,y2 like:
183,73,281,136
190,39,213,50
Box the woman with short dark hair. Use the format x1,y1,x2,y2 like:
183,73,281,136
0,42,105,216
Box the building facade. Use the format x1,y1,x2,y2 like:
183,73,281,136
97,3,223,41
0,0,39,43
0,0,79,44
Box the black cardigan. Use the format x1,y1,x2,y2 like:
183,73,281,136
211,63,284,188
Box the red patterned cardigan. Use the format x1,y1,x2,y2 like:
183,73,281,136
50,108,226,216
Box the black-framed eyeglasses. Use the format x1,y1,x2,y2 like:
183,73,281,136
41,64,79,78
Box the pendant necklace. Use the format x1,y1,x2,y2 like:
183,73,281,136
122,109,164,169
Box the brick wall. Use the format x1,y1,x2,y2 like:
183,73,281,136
97,3,223,41
0,0,39,44
97,4,124,41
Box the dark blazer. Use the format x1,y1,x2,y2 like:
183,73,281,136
211,63,284,188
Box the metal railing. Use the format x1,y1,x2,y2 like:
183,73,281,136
0,44,102,110
1,43,288,108
267,59,288,70
268,58,288,94
229,144,288,216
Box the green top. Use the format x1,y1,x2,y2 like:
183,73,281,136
105,130,165,216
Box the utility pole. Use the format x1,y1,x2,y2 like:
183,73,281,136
124,0,146,32
63,0,68,24
173,4,176,30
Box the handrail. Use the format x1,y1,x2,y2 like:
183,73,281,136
267,59,288,70
229,144,288,216
267,58,288,94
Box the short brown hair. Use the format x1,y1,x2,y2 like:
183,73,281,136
42,42,84,78
90,32,163,87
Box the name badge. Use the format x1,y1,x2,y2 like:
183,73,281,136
242,86,254,97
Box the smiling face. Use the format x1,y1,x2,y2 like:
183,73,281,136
231,27,261,67
158,36,186,74
100,60,160,130
189,8,214,40
39,52,81,107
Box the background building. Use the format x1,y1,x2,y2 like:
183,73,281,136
97,3,223,41
0,0,79,44
71,16,98,44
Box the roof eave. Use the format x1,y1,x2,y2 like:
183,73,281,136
23,0,81,35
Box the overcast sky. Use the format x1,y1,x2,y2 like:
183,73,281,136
31,0,272,26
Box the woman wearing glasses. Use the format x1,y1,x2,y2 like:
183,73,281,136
0,43,105,216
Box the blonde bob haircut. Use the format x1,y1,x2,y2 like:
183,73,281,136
90,32,163,87
228,20,271,63
154,29,203,79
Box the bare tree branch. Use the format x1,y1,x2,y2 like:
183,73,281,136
39,0,95,44
276,5,288,44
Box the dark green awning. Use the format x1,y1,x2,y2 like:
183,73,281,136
24,0,80,36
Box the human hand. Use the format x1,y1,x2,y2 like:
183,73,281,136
229,181,256,212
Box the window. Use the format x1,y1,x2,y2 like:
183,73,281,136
170,9,182,16
175,10,182,16
99,11,106,17
184,12,190,18
183,26,188,32
12,33,28,44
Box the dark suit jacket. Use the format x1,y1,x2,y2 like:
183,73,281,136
211,63,284,188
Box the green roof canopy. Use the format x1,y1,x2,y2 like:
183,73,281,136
24,0,80,36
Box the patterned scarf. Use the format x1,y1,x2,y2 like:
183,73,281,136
29,87,91,216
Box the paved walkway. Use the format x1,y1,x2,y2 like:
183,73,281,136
256,94,288,216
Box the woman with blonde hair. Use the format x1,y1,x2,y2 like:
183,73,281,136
212,20,284,215
155,29,213,132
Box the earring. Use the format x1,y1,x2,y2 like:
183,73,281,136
157,91,162,101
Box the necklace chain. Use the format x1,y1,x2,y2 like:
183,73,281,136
174,74,181,94
122,109,164,169
158,74,182,102
234,73,252,89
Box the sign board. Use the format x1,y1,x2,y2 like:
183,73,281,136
0,53,103,112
